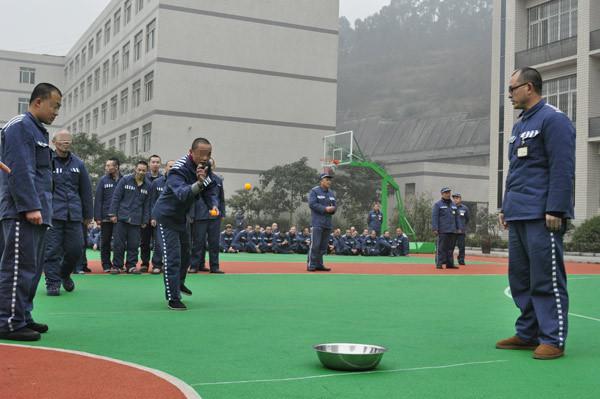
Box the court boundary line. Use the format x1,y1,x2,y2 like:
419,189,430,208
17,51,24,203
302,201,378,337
49,305,305,316
0,343,201,399
190,359,508,386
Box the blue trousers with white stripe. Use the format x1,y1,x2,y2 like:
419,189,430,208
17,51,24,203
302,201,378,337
44,220,84,288
508,219,568,349
0,217,47,332
157,221,190,302
307,227,331,270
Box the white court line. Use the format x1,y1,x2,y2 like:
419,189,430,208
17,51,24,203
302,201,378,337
0,343,201,398
49,305,304,316
503,287,599,322
191,359,508,386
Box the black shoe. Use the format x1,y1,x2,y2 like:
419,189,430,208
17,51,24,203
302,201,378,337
83,266,92,273
316,267,331,272
0,326,41,341
446,265,460,269
168,300,187,311
188,268,198,274
62,277,75,292
307,267,316,272
199,267,210,272
47,286,61,296
210,270,225,274
458,262,466,266
180,284,192,296
26,322,48,333
436,265,443,269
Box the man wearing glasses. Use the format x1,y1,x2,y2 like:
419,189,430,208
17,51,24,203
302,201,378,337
496,68,575,360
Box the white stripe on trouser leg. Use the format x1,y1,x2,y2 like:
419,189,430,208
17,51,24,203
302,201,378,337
7,221,20,331
550,232,564,347
307,230,314,269
159,224,172,301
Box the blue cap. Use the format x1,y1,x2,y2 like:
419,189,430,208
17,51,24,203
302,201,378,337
319,172,333,180
452,193,461,198
441,187,451,193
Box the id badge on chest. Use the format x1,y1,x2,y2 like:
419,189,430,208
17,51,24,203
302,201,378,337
517,144,529,158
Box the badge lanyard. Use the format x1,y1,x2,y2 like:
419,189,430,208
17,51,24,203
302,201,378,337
517,136,529,158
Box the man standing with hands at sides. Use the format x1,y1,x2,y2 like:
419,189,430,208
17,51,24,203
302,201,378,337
307,172,336,272
367,204,384,236
452,193,470,265
495,67,575,360
140,155,162,272
44,130,93,296
432,187,460,269
153,138,219,310
0,83,61,341
148,160,175,274
94,158,122,272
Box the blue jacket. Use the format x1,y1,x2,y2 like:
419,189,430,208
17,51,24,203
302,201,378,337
362,236,380,253
286,232,298,251
88,226,101,246
309,185,336,229
192,174,225,220
367,210,384,232
248,230,262,246
273,233,290,252
149,175,167,220
260,231,274,251
394,233,410,256
379,236,394,251
432,198,458,234
235,212,245,229
94,172,123,220
455,204,470,234
0,112,53,225
51,151,93,222
232,229,249,250
145,171,163,185
502,100,576,221
109,173,151,226
219,230,235,250
296,232,310,247
340,234,358,251
153,155,218,230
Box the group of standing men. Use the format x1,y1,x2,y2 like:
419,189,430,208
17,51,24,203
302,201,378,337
431,188,470,269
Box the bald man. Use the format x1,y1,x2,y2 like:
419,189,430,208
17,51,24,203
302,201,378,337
43,130,93,296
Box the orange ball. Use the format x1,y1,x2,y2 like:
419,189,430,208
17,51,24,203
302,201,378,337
210,209,217,216
244,183,251,190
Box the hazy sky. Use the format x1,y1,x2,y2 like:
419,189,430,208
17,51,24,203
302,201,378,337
0,0,390,56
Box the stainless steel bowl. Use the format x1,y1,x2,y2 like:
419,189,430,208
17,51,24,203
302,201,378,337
312,343,388,371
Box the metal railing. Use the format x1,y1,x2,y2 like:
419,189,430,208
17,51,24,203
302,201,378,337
591,29,600,51
515,36,578,68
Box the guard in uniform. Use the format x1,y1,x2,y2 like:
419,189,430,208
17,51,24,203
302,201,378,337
452,193,470,265
496,67,575,360
307,173,336,271
432,187,460,269
367,204,384,236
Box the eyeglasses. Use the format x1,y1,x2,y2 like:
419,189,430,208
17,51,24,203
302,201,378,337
508,82,529,94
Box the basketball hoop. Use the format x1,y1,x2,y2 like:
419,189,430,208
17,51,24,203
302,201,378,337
320,158,339,175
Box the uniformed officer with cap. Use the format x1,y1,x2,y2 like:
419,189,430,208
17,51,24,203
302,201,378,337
432,187,460,269
307,172,336,271
452,193,470,265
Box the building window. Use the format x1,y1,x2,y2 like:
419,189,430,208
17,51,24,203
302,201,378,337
75,55,80,74
111,51,119,77
68,93,72,111
86,75,92,97
124,0,132,24
101,102,107,125
122,42,130,70
19,67,35,84
78,118,84,133
405,183,416,197
132,80,141,108
94,68,100,91
146,19,156,52
102,60,109,85
89,39,94,59
82,47,87,67
136,0,144,13
64,67,68,83
72,122,78,135
109,138,116,148
528,0,577,49
80,82,85,103
119,133,127,152
114,9,121,35
73,88,79,107
18,98,28,114
144,71,154,101
543,74,577,122
104,20,111,45
134,30,143,61
142,123,151,152
130,128,139,155
69,62,73,79
96,30,102,52
110,95,118,120
93,108,99,129
85,113,91,132
120,88,129,114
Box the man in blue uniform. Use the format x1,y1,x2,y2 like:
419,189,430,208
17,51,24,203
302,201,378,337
246,225,263,254
295,227,311,254
394,227,410,256
219,224,236,253
140,155,163,272
495,67,575,360
44,130,93,295
235,209,245,233
362,230,381,256
108,161,151,274
432,187,460,269
339,229,359,255
286,226,299,253
307,173,336,271
452,193,470,265
232,226,252,252
378,230,397,256
94,158,122,272
367,204,384,236
0,83,61,341
259,225,274,253
273,229,291,254
148,160,175,274
153,137,218,310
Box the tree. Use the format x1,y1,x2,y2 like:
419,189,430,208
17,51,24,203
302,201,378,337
403,192,436,242
570,216,600,253
71,132,137,189
330,164,381,229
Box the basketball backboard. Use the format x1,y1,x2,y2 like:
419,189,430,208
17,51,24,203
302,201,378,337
323,131,354,167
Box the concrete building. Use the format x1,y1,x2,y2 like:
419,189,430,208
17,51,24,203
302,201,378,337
1,0,339,192
489,0,600,222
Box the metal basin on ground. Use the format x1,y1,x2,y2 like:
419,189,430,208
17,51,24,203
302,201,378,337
312,343,388,371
